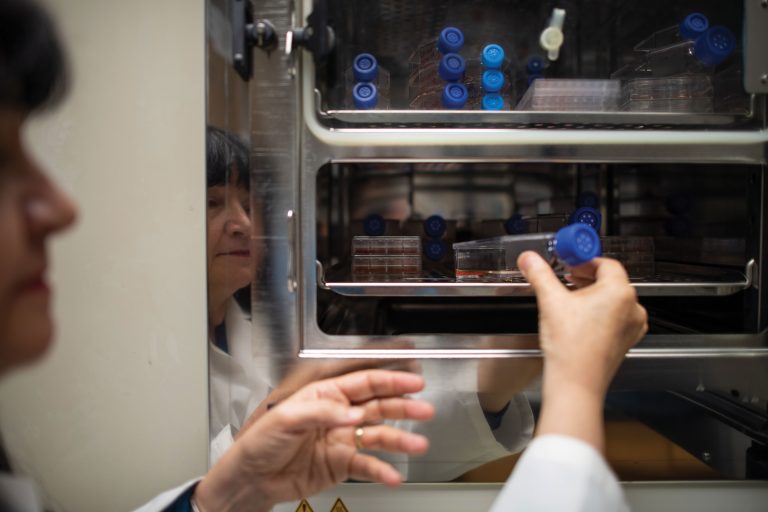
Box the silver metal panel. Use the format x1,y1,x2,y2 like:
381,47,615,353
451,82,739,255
744,0,768,94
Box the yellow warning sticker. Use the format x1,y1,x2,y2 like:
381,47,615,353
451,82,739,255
294,499,314,512
329,497,349,512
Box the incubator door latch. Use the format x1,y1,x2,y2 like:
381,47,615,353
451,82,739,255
231,0,277,81
285,0,336,67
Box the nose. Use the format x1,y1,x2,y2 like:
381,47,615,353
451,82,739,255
25,158,78,239
223,200,251,237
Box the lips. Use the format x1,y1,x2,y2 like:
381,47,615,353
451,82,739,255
18,273,50,295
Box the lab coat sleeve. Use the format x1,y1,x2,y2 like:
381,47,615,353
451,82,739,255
131,478,201,512
488,434,630,512
210,424,235,467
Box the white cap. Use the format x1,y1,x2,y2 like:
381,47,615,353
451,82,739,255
540,8,566,61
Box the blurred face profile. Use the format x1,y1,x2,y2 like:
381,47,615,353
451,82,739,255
206,169,258,306
0,108,77,372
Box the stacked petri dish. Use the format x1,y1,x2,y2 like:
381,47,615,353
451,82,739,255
600,236,655,278
351,236,422,277
516,79,621,111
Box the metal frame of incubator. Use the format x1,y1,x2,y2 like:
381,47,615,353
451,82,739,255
235,0,768,507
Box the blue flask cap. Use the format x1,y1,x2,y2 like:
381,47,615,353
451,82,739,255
679,12,709,40
352,82,378,109
439,53,466,81
352,53,379,82
423,215,447,238
554,224,601,267
569,206,602,231
482,94,505,110
481,69,505,93
437,27,465,54
424,239,448,261
363,214,386,236
441,83,468,109
481,44,505,69
576,191,600,208
504,214,528,234
694,26,736,66
527,56,545,74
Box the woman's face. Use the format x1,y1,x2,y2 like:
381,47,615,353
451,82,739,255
0,109,77,373
206,172,259,303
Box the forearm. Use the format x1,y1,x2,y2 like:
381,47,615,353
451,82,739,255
537,371,607,453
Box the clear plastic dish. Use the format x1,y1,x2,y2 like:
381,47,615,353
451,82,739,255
516,79,621,111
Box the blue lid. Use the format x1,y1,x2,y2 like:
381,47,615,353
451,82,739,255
352,53,378,82
576,191,599,208
679,12,709,40
481,69,505,93
437,27,464,54
554,224,601,266
441,83,468,109
423,215,447,238
363,213,386,236
352,82,378,109
504,214,528,234
569,206,602,231
482,94,505,110
424,239,448,261
438,53,465,81
481,44,505,69
527,56,545,74
527,73,543,86
694,26,736,66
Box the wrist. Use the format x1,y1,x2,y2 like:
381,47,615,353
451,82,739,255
194,448,275,512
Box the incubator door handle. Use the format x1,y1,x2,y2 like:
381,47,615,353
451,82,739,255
287,209,297,292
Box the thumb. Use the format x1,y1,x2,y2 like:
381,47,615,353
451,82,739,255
518,251,567,305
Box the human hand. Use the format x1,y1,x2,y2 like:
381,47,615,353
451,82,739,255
518,253,647,451
519,253,647,397
194,370,435,512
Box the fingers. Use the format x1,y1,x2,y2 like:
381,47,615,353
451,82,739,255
349,424,429,454
266,399,366,432
359,397,435,423
517,251,568,303
316,370,426,405
346,453,404,487
591,257,631,287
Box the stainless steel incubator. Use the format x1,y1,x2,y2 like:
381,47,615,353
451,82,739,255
206,0,768,509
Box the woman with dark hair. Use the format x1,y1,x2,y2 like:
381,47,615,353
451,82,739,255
0,1,435,510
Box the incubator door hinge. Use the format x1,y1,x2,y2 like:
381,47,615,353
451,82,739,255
231,0,277,81
285,0,335,62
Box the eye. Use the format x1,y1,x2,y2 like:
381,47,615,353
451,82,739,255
207,197,223,209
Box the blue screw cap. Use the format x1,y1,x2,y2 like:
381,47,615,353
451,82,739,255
576,191,600,209
482,94,505,110
441,83,468,109
437,27,464,54
352,53,378,82
352,82,378,109
423,215,447,238
554,224,601,266
363,214,386,236
527,56,545,74
438,53,466,81
679,12,709,40
569,206,602,231
694,26,736,66
481,70,505,93
504,214,528,234
424,239,448,261
482,44,505,69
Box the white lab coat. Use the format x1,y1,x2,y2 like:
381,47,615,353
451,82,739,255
489,434,630,512
208,300,535,480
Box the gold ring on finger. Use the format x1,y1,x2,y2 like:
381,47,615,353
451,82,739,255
354,427,365,450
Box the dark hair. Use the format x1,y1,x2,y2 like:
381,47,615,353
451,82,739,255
206,126,249,189
0,0,68,112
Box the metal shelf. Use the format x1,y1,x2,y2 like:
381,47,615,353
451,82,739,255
319,260,755,298
320,109,748,130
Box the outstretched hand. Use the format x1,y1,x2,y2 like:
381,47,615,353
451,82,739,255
194,370,435,512
519,252,647,451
